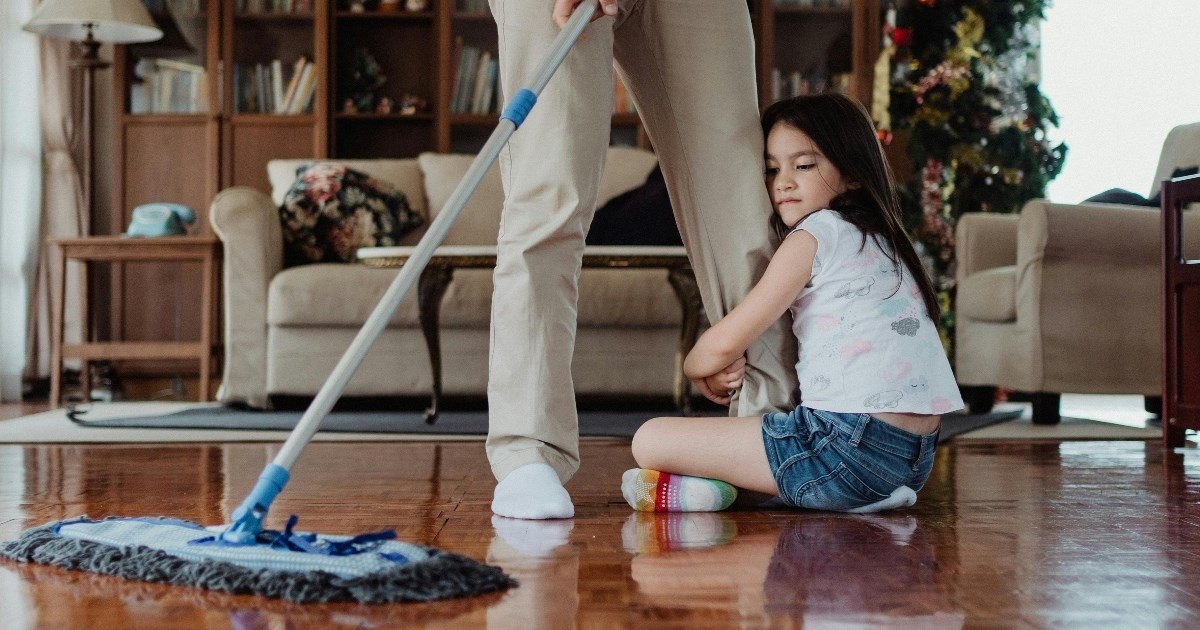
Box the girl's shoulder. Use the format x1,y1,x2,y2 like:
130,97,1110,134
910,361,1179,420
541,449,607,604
787,209,860,244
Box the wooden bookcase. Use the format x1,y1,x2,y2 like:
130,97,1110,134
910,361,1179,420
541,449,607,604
106,0,879,383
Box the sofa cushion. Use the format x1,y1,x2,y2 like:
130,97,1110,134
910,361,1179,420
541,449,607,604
417,146,659,246
278,163,424,265
268,264,684,328
269,159,425,212
268,264,422,328
957,265,1017,322
416,153,507,246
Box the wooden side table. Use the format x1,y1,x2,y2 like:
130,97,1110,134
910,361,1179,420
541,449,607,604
49,236,221,406
359,245,705,422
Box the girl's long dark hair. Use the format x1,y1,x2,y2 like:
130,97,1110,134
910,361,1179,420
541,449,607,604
762,93,940,321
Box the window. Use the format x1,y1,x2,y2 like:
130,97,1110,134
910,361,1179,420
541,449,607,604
1040,0,1199,203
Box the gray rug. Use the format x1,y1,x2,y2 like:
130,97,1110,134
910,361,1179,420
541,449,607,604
65,404,1021,442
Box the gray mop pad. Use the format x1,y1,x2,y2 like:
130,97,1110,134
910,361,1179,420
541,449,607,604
0,517,515,603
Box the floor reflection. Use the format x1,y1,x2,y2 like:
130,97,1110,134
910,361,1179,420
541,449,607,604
485,517,579,630
627,511,964,627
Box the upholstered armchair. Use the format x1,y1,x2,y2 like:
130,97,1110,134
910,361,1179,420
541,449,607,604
954,122,1200,423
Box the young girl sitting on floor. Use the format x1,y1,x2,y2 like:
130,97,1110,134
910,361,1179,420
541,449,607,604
622,93,963,514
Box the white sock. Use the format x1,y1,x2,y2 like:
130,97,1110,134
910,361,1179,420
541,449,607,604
847,486,918,514
491,515,573,557
491,462,575,519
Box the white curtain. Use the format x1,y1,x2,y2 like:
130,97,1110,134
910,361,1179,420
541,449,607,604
0,0,42,401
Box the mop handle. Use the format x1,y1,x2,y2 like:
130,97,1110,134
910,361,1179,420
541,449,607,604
223,0,601,540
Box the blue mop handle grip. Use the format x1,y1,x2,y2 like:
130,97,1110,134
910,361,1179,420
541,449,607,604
222,464,290,543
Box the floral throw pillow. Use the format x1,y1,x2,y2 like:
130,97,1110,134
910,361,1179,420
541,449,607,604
279,162,424,266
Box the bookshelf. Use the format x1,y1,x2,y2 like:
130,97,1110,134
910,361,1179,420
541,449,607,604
107,0,878,382
752,0,881,108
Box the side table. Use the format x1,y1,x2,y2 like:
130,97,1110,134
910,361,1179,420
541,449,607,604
49,236,222,406
1162,175,1200,448
359,245,704,422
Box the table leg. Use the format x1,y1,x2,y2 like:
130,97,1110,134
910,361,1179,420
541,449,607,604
50,249,66,407
80,260,91,402
667,267,704,416
199,249,215,402
418,265,454,424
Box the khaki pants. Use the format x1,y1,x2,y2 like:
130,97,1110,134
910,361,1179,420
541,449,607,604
487,0,798,482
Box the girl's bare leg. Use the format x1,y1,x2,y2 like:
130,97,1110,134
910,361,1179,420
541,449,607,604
630,416,779,496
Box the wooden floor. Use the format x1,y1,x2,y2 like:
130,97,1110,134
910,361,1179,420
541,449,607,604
1,402,1199,628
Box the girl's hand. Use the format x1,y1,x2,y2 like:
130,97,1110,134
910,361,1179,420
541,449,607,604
553,0,618,28
691,357,747,405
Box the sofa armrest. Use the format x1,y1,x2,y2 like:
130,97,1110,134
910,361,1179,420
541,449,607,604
1015,200,1162,393
955,212,1019,284
209,187,283,408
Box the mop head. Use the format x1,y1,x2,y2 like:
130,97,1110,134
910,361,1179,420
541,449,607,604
0,516,515,603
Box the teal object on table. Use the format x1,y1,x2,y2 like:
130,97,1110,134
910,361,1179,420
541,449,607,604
125,202,196,237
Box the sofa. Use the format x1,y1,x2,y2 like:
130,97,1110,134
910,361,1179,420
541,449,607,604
954,122,1200,423
210,147,699,409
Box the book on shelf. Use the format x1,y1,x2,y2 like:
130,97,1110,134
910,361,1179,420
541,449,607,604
469,51,491,114
450,40,501,115
237,0,313,13
130,58,208,114
278,55,307,113
234,56,314,114
477,57,499,115
292,62,317,113
770,67,833,101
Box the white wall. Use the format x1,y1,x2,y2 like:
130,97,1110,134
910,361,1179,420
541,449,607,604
1041,0,1200,203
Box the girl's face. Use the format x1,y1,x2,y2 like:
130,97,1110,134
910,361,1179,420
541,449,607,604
765,123,850,227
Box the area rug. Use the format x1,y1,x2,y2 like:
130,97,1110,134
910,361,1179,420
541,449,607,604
954,414,1162,441
0,401,1052,444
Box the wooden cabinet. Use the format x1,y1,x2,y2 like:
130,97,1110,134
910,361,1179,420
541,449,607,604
752,0,881,108
107,0,880,382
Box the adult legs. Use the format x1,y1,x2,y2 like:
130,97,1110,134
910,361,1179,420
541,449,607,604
612,0,798,418
486,0,616,517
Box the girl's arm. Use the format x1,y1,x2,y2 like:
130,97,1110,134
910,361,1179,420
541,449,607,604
684,230,817,379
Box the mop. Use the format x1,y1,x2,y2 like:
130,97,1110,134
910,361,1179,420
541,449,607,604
0,1,601,604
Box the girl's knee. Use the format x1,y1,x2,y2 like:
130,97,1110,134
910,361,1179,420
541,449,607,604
630,417,670,469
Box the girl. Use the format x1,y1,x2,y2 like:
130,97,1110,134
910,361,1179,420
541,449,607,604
622,93,963,514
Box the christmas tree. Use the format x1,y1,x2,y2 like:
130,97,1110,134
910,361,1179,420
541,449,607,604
877,0,1067,352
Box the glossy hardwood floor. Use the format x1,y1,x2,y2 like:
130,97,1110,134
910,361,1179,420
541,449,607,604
1,405,1199,628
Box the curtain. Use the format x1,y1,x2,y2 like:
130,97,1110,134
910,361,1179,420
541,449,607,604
0,0,42,401
22,19,89,396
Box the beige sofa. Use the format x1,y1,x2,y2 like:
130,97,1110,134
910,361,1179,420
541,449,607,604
209,147,694,409
954,122,1200,423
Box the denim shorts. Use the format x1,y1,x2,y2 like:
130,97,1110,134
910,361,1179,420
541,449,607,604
761,406,939,511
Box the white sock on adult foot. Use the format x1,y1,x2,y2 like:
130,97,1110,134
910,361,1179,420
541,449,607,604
847,485,917,514
491,462,575,519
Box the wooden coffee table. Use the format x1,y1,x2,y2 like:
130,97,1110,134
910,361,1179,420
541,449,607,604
359,245,704,422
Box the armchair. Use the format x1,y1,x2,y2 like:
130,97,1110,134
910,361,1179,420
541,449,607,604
954,122,1200,423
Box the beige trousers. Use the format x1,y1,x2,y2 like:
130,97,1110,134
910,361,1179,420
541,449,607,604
486,0,798,482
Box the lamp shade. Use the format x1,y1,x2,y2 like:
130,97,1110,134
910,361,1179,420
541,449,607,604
23,0,163,44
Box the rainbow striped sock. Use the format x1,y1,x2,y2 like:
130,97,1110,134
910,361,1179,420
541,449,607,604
621,468,737,512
